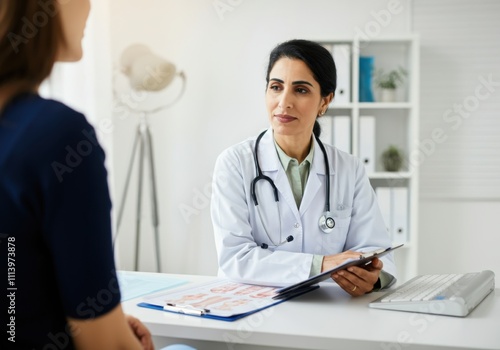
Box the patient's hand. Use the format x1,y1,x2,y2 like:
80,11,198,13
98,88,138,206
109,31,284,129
126,314,154,350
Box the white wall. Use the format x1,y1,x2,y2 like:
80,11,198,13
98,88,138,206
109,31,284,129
108,0,413,274
413,0,500,285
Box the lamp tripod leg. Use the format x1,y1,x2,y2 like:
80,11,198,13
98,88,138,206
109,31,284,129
115,119,161,272
134,129,145,271
145,126,161,272
115,127,141,247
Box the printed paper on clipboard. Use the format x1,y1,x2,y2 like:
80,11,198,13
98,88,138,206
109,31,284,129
137,279,319,322
274,244,403,300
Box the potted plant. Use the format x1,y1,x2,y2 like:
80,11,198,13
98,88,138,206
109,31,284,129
374,67,407,102
381,145,404,172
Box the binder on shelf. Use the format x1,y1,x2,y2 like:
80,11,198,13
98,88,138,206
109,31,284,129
375,187,409,244
359,56,375,102
318,115,334,146
331,44,351,104
375,187,391,236
332,115,351,153
359,116,375,173
392,187,409,245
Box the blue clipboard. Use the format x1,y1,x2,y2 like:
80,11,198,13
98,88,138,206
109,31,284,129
137,283,319,322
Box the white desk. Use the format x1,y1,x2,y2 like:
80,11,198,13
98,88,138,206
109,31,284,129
122,272,500,350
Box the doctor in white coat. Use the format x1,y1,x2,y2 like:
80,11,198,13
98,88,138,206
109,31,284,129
211,39,396,296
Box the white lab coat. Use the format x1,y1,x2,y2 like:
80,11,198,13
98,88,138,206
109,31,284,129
211,128,396,285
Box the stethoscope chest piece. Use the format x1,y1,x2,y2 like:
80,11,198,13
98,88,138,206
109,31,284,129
319,212,335,234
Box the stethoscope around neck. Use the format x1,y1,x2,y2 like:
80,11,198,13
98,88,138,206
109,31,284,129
250,130,335,249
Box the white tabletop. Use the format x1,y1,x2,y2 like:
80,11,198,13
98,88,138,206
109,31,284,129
122,272,500,350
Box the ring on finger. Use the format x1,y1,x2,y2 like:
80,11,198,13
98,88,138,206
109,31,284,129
351,285,357,292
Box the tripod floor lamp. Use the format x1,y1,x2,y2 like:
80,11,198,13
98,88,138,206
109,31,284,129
114,44,185,272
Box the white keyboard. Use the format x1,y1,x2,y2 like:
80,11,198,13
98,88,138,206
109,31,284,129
370,270,495,317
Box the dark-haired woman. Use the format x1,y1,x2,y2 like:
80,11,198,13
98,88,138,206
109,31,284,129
0,1,155,348
211,39,396,295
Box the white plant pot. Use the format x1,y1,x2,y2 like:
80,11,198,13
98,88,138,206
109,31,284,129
380,88,396,102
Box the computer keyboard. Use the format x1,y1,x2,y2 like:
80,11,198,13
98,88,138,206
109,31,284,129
369,270,495,317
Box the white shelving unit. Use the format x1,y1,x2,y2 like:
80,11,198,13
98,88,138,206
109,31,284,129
317,35,420,283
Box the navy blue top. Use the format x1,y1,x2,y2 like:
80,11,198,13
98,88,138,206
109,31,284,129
0,94,121,349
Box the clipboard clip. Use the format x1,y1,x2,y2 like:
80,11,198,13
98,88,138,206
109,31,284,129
163,303,210,316
358,244,404,260
359,247,388,260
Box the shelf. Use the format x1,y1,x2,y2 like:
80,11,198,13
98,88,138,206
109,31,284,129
329,102,353,109
317,35,419,283
358,34,418,44
329,102,412,110
358,102,411,109
368,172,412,179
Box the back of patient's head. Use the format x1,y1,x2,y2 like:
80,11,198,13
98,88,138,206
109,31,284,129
0,0,63,92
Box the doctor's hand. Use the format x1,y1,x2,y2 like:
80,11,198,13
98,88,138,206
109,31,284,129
322,252,383,296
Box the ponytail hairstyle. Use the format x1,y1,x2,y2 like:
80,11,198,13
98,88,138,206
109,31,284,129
265,39,337,138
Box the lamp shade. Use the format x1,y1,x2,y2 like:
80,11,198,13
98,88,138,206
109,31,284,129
120,44,176,92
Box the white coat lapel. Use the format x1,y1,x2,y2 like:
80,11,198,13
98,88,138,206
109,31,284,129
299,137,333,216
259,129,301,220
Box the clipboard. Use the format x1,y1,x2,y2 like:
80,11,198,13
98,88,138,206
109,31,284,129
274,244,403,300
137,279,319,322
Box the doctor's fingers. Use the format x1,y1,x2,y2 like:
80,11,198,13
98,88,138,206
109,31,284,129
333,274,367,296
332,270,374,296
345,264,381,287
366,257,383,271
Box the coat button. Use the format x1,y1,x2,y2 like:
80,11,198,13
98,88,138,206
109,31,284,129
294,223,300,229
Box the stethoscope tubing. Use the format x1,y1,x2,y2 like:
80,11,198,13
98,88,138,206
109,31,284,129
251,130,335,249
